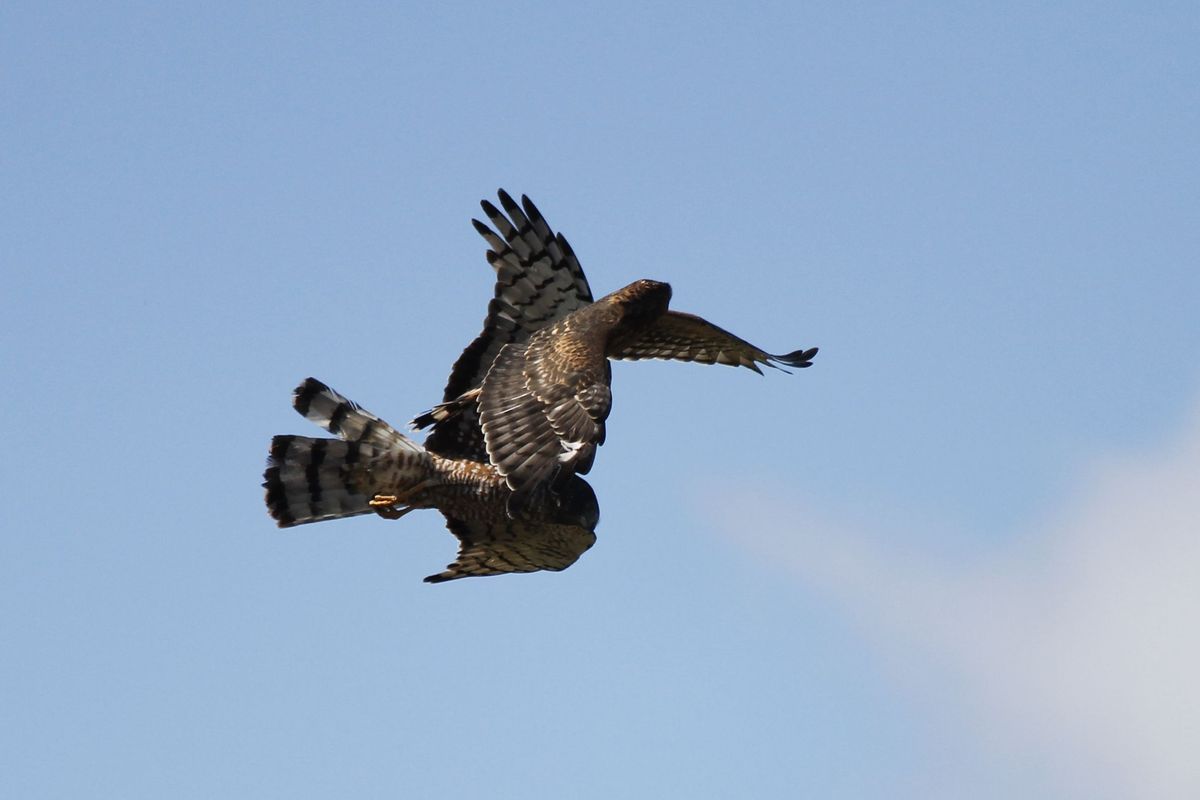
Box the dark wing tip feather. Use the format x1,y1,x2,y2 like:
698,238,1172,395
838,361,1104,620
556,233,577,258
772,346,819,369
497,189,521,215
521,193,544,220
480,199,504,223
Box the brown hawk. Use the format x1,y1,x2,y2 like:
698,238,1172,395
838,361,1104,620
415,190,818,511
265,190,816,581
264,378,599,582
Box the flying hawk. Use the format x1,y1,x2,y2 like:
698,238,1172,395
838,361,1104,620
265,190,817,582
415,190,817,511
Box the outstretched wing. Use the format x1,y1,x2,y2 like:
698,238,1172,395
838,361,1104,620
425,513,597,583
610,310,818,374
478,328,612,505
421,190,594,460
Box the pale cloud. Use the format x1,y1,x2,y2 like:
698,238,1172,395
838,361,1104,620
716,408,1200,798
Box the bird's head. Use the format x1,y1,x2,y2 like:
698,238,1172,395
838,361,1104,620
552,476,601,531
609,278,672,325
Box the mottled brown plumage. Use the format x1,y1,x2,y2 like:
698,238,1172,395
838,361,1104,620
416,191,818,508
477,280,671,505
266,190,817,580
418,191,593,462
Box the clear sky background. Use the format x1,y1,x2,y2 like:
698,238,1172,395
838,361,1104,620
3,2,1198,798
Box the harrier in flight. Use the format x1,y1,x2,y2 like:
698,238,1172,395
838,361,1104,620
265,190,817,581
413,190,817,511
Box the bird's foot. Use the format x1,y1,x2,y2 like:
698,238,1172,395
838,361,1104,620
369,495,413,520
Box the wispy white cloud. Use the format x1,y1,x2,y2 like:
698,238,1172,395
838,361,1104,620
716,406,1200,798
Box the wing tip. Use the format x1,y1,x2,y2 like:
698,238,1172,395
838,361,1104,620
497,189,522,217
771,346,819,370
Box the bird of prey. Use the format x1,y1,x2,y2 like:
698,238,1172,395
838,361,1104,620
265,378,599,582
265,190,816,582
414,190,818,511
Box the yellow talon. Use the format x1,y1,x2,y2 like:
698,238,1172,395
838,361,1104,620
369,494,413,520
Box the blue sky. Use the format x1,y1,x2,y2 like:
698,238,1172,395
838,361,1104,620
3,2,1198,797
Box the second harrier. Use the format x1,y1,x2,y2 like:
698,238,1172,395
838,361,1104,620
416,191,818,510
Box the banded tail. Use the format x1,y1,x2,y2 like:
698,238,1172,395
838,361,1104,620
264,378,430,527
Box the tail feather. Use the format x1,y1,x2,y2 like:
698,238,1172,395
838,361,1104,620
264,379,430,527
292,377,422,453
265,436,377,527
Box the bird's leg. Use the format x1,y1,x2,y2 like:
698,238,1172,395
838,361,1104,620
368,480,438,520
368,496,412,520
